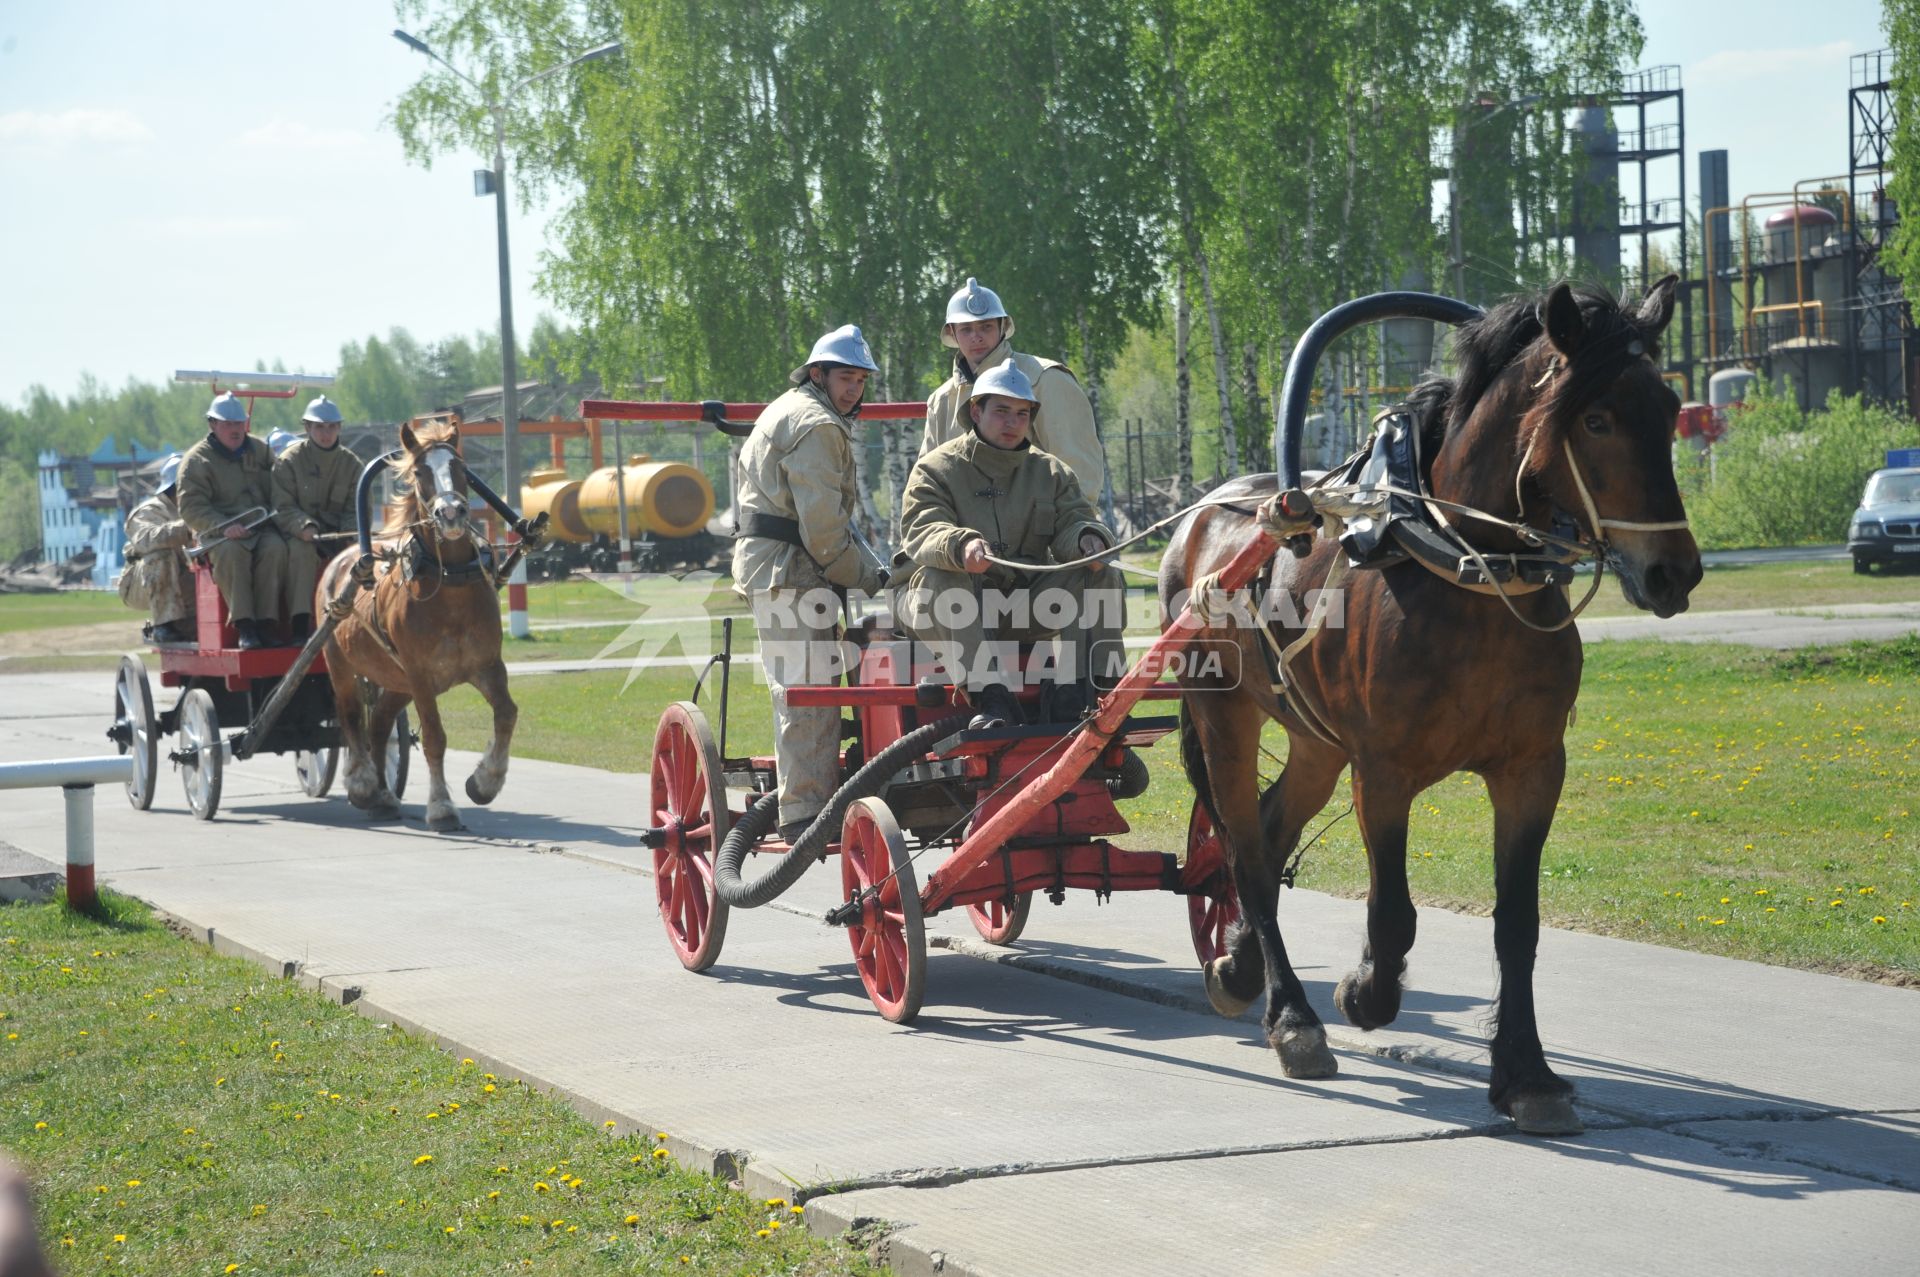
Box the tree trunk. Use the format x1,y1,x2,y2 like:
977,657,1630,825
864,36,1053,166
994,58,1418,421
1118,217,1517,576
1175,263,1192,500
1196,246,1237,478
1240,341,1267,470
1076,303,1116,522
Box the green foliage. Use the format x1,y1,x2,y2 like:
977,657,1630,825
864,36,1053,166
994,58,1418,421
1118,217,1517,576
1686,387,1918,549
1883,6,1920,289
0,458,42,560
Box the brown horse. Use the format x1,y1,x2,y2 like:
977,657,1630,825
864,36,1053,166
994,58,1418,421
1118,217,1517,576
319,419,518,830
1162,279,1699,1134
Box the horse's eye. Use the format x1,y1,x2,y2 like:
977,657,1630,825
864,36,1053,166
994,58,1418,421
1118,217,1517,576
1583,413,1610,435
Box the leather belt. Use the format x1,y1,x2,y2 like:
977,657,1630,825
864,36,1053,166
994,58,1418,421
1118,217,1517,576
737,512,805,547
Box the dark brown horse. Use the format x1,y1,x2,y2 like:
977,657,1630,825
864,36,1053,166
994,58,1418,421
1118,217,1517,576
1162,279,1699,1134
320,419,518,830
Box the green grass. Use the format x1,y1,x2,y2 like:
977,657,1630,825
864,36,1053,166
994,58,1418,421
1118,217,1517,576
0,591,128,635
447,637,1918,982
0,893,876,1276
1577,557,1919,619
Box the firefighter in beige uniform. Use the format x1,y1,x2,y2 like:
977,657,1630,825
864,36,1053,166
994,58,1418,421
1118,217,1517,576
733,325,889,843
118,452,195,644
177,393,288,650
919,277,1106,499
273,395,363,641
895,362,1123,730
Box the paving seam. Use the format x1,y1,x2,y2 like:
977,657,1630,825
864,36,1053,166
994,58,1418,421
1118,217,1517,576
1635,1109,1920,1192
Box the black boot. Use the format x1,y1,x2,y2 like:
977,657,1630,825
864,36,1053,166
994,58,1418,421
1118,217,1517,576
151,620,192,644
235,619,265,650
287,614,312,645
969,684,1022,732
778,816,815,846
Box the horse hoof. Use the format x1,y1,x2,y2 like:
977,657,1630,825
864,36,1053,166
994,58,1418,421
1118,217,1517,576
1203,958,1255,1018
1334,970,1395,1031
464,774,498,806
1272,1024,1339,1079
1508,1093,1584,1137
365,797,403,822
427,806,462,833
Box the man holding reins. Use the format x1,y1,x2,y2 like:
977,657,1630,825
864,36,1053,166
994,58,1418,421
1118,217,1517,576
273,395,363,643
177,392,287,650
919,277,1106,501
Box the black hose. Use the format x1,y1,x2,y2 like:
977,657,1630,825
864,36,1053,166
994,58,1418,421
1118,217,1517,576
714,715,964,909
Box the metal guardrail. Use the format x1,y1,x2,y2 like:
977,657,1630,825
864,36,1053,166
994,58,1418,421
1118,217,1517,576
0,755,133,911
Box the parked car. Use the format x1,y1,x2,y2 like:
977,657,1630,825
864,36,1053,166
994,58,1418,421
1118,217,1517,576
1848,466,1920,573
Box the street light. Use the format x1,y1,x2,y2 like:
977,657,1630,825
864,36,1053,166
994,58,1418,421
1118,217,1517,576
393,29,621,637
1447,93,1542,299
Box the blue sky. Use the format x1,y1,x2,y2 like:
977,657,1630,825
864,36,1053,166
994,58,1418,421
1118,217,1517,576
0,0,1895,407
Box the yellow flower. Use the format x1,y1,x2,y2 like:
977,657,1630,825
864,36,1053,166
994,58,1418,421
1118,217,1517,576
768,1220,782,1231
461,1058,474,1066
251,1205,266,1217
630,1155,644,1165
1718,897,1730,905
443,1226,454,1235
33,1122,46,1131
482,1084,496,1094
425,1112,440,1121
534,1182,551,1193
494,1165,509,1174
790,1205,805,1215
483,1073,495,1081
655,1132,668,1141
413,1155,433,1166
1830,900,1844,908
550,1219,564,1229
651,1148,669,1159
756,1229,771,1238
1873,916,1888,924
113,1234,127,1243
604,1120,616,1129
61,1238,74,1248
624,1214,640,1226
215,1077,225,1086
226,1266,241,1274
488,1191,500,1200
1765,907,1777,913
127,1179,141,1187
1711,919,1726,926
765,1198,786,1208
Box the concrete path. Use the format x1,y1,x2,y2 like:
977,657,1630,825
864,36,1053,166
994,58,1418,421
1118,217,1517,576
2,669,1916,1276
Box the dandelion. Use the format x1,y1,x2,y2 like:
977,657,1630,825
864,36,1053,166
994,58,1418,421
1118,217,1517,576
791,1204,805,1215
1858,886,1877,895
604,1120,616,1129
624,1214,640,1226
33,1122,46,1131
534,1182,551,1193
226,1266,241,1274
461,1058,474,1066
425,1113,440,1121
113,1234,127,1243
1766,907,1777,913
445,1102,460,1112
495,1166,509,1175
126,1180,141,1188
488,1191,500,1200
216,1077,226,1086
655,1132,668,1141
651,1148,669,1159
251,1205,266,1217
483,1073,495,1081
550,1220,564,1229
1753,889,1769,896
765,1198,786,1208
1830,899,1845,908
1873,916,1887,924
768,1220,783,1231
413,1155,434,1166
1711,919,1726,926
482,1084,496,1094
756,1229,771,1238
61,1237,74,1247
443,1226,454,1235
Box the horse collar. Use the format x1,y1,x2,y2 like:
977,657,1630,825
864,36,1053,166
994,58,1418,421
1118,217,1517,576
403,533,491,585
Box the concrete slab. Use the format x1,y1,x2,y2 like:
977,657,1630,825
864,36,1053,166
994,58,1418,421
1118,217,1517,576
806,1124,1920,1276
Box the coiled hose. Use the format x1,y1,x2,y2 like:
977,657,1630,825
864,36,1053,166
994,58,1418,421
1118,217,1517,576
714,716,966,909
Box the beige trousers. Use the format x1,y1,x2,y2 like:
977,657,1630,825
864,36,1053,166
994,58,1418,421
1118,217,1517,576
751,587,854,829
893,565,1126,692
204,528,288,622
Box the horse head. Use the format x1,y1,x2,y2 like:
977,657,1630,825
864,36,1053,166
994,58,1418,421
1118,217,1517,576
400,420,471,542
1522,276,1702,617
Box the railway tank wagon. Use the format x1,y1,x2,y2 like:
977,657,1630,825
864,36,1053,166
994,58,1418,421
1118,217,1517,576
519,457,718,577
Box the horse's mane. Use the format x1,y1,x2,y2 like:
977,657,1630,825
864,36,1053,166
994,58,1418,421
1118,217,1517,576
1405,283,1659,473
385,419,460,530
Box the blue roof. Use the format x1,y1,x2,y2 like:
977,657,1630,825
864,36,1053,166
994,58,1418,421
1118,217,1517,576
85,435,173,465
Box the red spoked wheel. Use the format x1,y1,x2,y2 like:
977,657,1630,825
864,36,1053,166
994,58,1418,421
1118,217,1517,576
1186,800,1241,967
966,891,1033,945
841,797,925,1023
651,702,730,972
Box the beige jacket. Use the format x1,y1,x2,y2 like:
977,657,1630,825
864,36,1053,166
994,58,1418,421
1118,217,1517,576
177,434,276,536
731,381,881,594
124,490,193,562
272,437,365,537
896,430,1109,592
921,338,1106,498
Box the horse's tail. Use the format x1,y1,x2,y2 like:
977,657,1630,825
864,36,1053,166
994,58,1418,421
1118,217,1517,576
1178,700,1218,826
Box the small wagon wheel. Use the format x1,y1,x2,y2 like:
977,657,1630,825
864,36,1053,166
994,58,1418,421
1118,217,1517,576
1185,800,1241,967
385,709,411,799
113,653,158,811
966,891,1032,946
650,702,731,972
176,688,224,821
294,745,340,798
841,796,925,1023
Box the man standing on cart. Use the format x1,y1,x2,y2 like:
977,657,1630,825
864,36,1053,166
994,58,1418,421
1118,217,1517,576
920,277,1106,501
118,452,195,644
895,363,1123,730
273,395,363,642
177,392,288,650
733,324,890,846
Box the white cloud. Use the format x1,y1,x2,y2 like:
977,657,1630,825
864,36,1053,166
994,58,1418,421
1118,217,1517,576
0,107,153,145
237,118,365,151
1690,41,1856,86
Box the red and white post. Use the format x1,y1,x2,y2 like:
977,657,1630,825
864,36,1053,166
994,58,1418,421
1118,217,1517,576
62,784,96,912
506,528,531,639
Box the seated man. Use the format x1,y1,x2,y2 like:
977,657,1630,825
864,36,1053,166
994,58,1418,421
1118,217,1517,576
894,363,1124,729
177,392,287,650
273,395,362,641
118,452,195,644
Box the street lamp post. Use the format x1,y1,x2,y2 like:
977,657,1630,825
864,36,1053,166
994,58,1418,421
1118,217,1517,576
393,29,620,637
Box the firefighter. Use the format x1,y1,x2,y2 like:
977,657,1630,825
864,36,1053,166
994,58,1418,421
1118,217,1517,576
895,362,1123,730
118,453,195,644
273,395,363,641
176,392,287,650
733,324,889,844
919,277,1106,499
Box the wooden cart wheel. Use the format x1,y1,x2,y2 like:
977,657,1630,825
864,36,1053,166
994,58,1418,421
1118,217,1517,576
650,702,730,972
113,653,158,811
841,797,925,1023
1186,800,1241,967
966,891,1032,946
177,688,224,821
294,746,339,798
385,709,411,799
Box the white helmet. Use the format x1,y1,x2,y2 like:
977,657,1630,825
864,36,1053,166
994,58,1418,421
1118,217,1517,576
941,277,1014,349
157,453,183,491
789,323,880,385
205,392,248,424
969,361,1039,408
302,394,343,425
267,429,299,457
